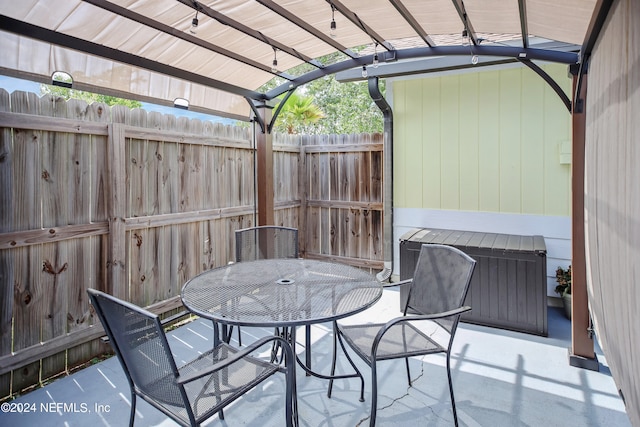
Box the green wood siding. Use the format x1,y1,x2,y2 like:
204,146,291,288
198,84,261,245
393,63,572,216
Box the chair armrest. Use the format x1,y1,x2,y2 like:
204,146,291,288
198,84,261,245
398,305,471,322
176,335,293,385
382,278,412,288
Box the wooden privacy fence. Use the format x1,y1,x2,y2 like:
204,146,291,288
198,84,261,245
0,90,384,398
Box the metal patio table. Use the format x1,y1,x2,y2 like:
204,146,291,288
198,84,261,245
181,258,383,385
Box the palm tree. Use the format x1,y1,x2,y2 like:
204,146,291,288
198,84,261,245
274,92,325,134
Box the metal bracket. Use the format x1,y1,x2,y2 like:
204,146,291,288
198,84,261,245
268,89,296,133
518,58,571,112
570,59,589,114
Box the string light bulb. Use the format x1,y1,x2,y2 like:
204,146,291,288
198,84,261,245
372,43,379,68
271,48,278,73
361,65,368,78
330,4,337,38
471,55,479,65
461,28,469,46
190,11,199,34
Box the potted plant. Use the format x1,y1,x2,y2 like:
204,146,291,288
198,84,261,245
555,265,572,319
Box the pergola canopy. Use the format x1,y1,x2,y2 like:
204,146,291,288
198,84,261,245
0,0,598,120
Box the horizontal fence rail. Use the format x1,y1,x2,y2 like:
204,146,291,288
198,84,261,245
0,90,384,398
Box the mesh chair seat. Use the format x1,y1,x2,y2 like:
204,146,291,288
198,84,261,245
178,343,281,423
336,322,446,362
87,289,297,427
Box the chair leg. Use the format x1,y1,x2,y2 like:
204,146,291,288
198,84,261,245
446,353,459,427
369,361,378,427
328,325,365,402
328,323,338,398
405,357,412,386
305,325,311,375
128,393,136,427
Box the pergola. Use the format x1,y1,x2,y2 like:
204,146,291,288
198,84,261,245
0,1,598,119
2,0,633,422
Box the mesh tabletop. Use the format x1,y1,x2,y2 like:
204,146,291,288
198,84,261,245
181,259,383,327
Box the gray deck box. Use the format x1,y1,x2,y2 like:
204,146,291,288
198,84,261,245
399,228,548,336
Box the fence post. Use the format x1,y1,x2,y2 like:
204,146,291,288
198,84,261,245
106,123,127,299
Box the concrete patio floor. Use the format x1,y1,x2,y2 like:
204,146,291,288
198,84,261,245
0,288,630,427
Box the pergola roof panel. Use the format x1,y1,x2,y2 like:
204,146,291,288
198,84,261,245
527,0,597,45
0,0,599,119
338,0,420,43
400,0,466,37
464,0,522,35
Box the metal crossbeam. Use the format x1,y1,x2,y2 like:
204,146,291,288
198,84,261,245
451,0,480,46
518,0,530,48
389,0,436,47
326,0,394,51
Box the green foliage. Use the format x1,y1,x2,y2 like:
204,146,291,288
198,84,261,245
555,265,572,295
273,92,325,134
254,51,384,135
40,84,142,108
304,75,384,135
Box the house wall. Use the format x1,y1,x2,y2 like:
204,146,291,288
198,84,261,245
388,63,573,295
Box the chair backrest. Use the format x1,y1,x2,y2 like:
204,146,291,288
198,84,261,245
87,289,186,407
235,226,299,262
406,244,476,322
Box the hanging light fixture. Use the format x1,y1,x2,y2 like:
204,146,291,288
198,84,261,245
330,4,337,38
190,10,199,34
271,47,278,73
461,28,469,46
361,65,368,78
372,43,379,68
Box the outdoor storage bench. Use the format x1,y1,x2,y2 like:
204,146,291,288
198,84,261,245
400,228,548,336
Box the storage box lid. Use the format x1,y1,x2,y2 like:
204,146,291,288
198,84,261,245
399,228,546,254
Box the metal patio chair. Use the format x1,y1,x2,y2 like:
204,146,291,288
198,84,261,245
235,225,299,262
328,244,475,427
229,226,300,347
87,289,297,427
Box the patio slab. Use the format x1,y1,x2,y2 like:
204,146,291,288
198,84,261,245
0,289,629,426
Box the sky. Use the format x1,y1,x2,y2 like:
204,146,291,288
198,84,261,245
0,75,235,125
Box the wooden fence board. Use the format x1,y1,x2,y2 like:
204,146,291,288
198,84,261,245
39,116,69,374
74,102,109,366
372,144,383,203
188,118,205,211
159,139,179,214
10,91,45,393
128,108,147,217
106,123,127,298
12,245,43,393
41,94,69,379
127,108,147,306
203,132,217,211
40,241,68,380
330,152,339,201
1,88,14,397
